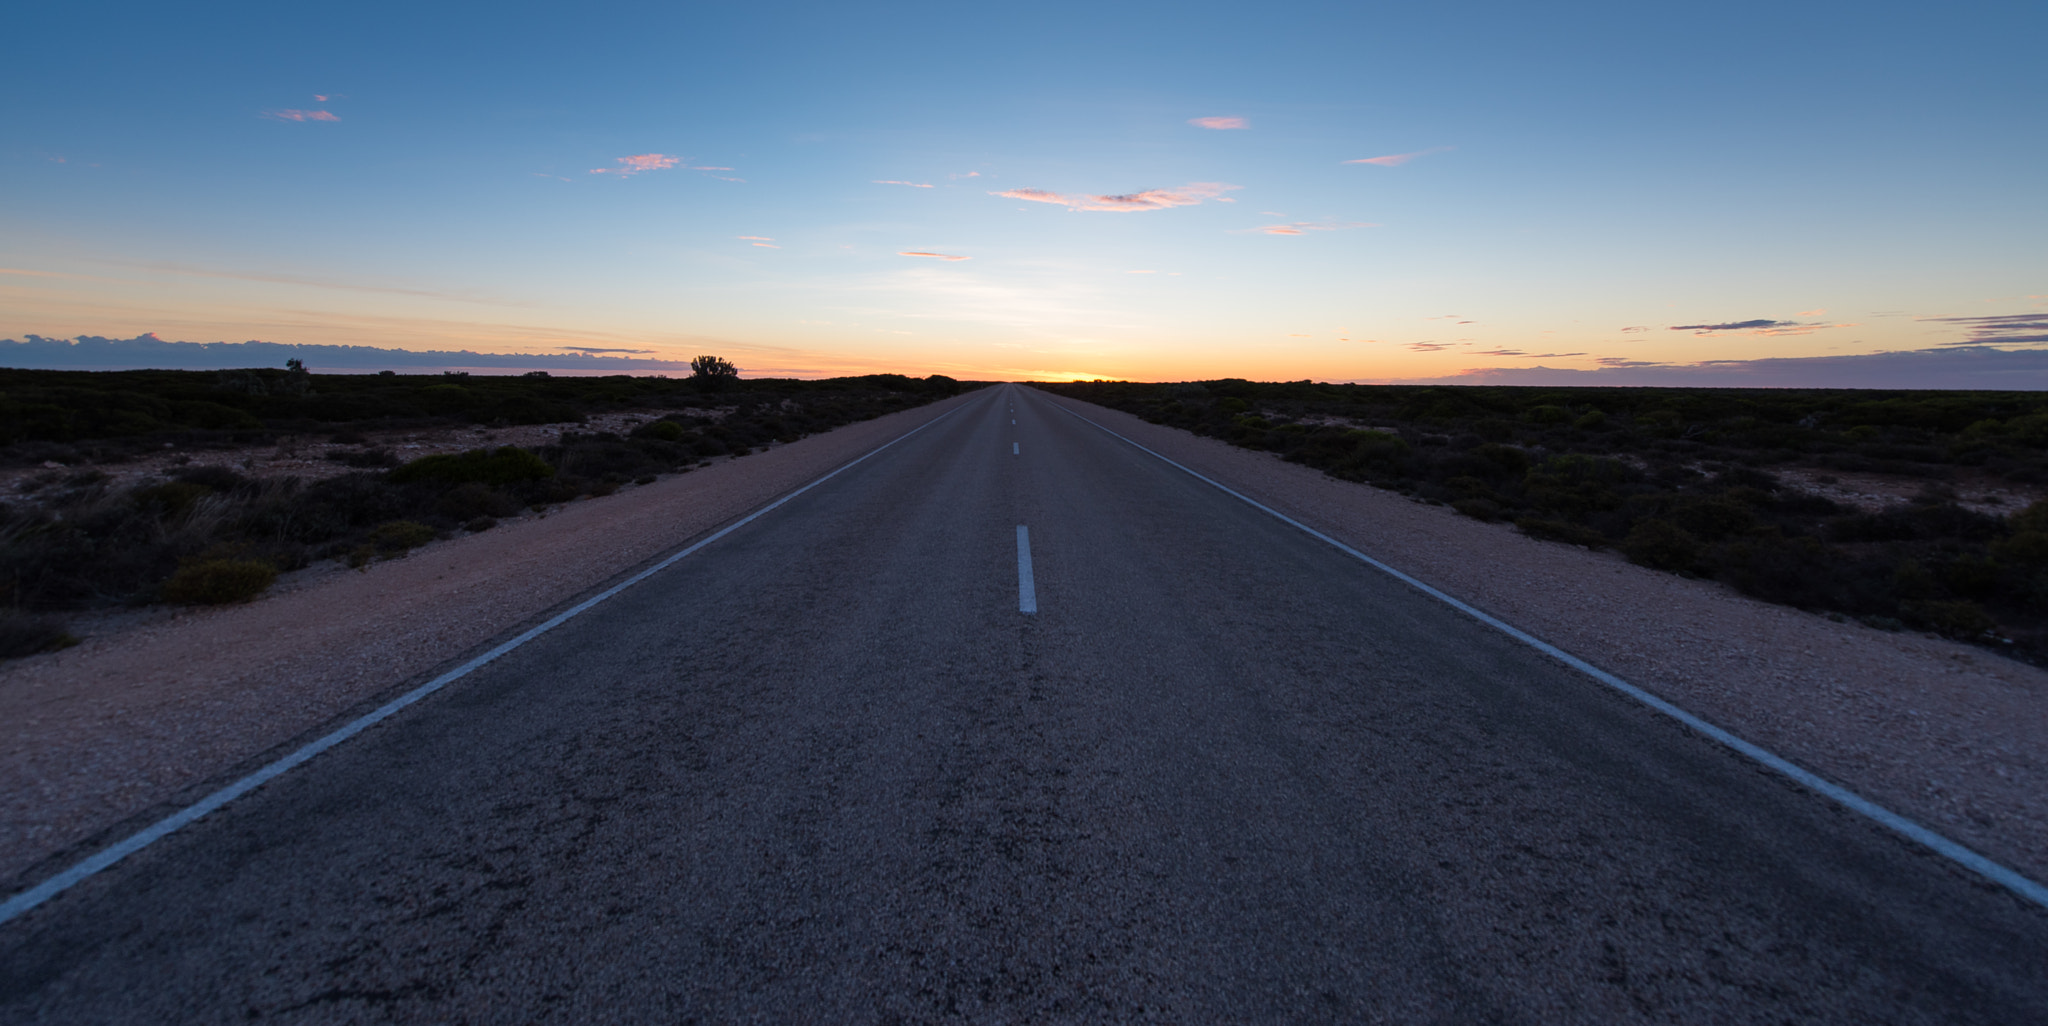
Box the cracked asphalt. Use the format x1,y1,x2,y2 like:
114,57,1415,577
2,383,2043,1023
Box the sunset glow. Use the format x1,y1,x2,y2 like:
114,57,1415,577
3,1,2043,385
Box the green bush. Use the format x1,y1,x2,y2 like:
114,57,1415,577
161,559,277,605
367,520,437,553
1622,519,1702,572
1903,599,1997,638
634,419,688,442
0,612,79,659
390,446,554,486
435,482,521,521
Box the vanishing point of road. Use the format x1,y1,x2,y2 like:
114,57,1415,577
2,384,2043,1023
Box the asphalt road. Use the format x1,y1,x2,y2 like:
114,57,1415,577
3,383,2043,1024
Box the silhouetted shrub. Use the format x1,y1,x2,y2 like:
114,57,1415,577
435,482,521,521
161,559,276,605
0,612,78,659
1903,599,1997,638
391,446,554,486
366,520,437,554
1622,519,1701,572
634,419,688,442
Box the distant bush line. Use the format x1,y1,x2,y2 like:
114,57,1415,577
1036,380,2048,665
0,368,976,656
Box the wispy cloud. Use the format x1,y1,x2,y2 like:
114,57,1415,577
1922,312,2048,347
1189,116,1248,130
874,179,934,188
591,153,680,176
311,93,345,103
262,109,339,123
1668,318,1847,337
1239,221,1378,235
1671,318,1785,332
992,182,1239,213
1344,146,1452,167
949,171,982,179
898,251,971,261
1373,347,2048,389
737,236,773,240
561,346,654,353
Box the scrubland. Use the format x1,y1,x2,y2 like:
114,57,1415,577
1037,380,2048,665
0,366,973,656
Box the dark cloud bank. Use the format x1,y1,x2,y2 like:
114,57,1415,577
9,333,2048,390
1393,346,2048,390
0,334,698,374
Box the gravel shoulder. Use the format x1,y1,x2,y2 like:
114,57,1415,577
1038,391,2048,889
0,393,978,890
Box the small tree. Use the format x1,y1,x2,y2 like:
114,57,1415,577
690,355,739,392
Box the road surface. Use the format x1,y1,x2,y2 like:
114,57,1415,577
2,383,2042,1023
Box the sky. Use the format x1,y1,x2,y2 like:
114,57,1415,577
3,0,2044,385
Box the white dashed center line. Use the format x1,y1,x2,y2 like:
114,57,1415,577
1016,525,1037,614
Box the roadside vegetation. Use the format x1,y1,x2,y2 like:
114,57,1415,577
1037,380,2048,664
0,362,973,656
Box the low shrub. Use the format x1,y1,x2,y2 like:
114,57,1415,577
161,559,277,605
390,446,554,486
366,520,437,554
0,612,78,659
1621,519,1701,572
435,482,521,521
633,420,688,442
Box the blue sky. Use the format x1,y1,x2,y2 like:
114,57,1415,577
4,0,2044,382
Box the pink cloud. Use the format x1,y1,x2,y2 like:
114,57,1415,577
992,182,1239,213
751,242,779,249
591,153,681,176
950,171,982,179
263,109,339,122
1189,116,1248,130
737,235,773,241
874,179,934,188
1241,221,1378,235
899,251,970,261
1344,146,1453,167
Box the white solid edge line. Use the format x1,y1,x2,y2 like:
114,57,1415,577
0,392,984,928
1042,394,2048,912
1017,525,1037,614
